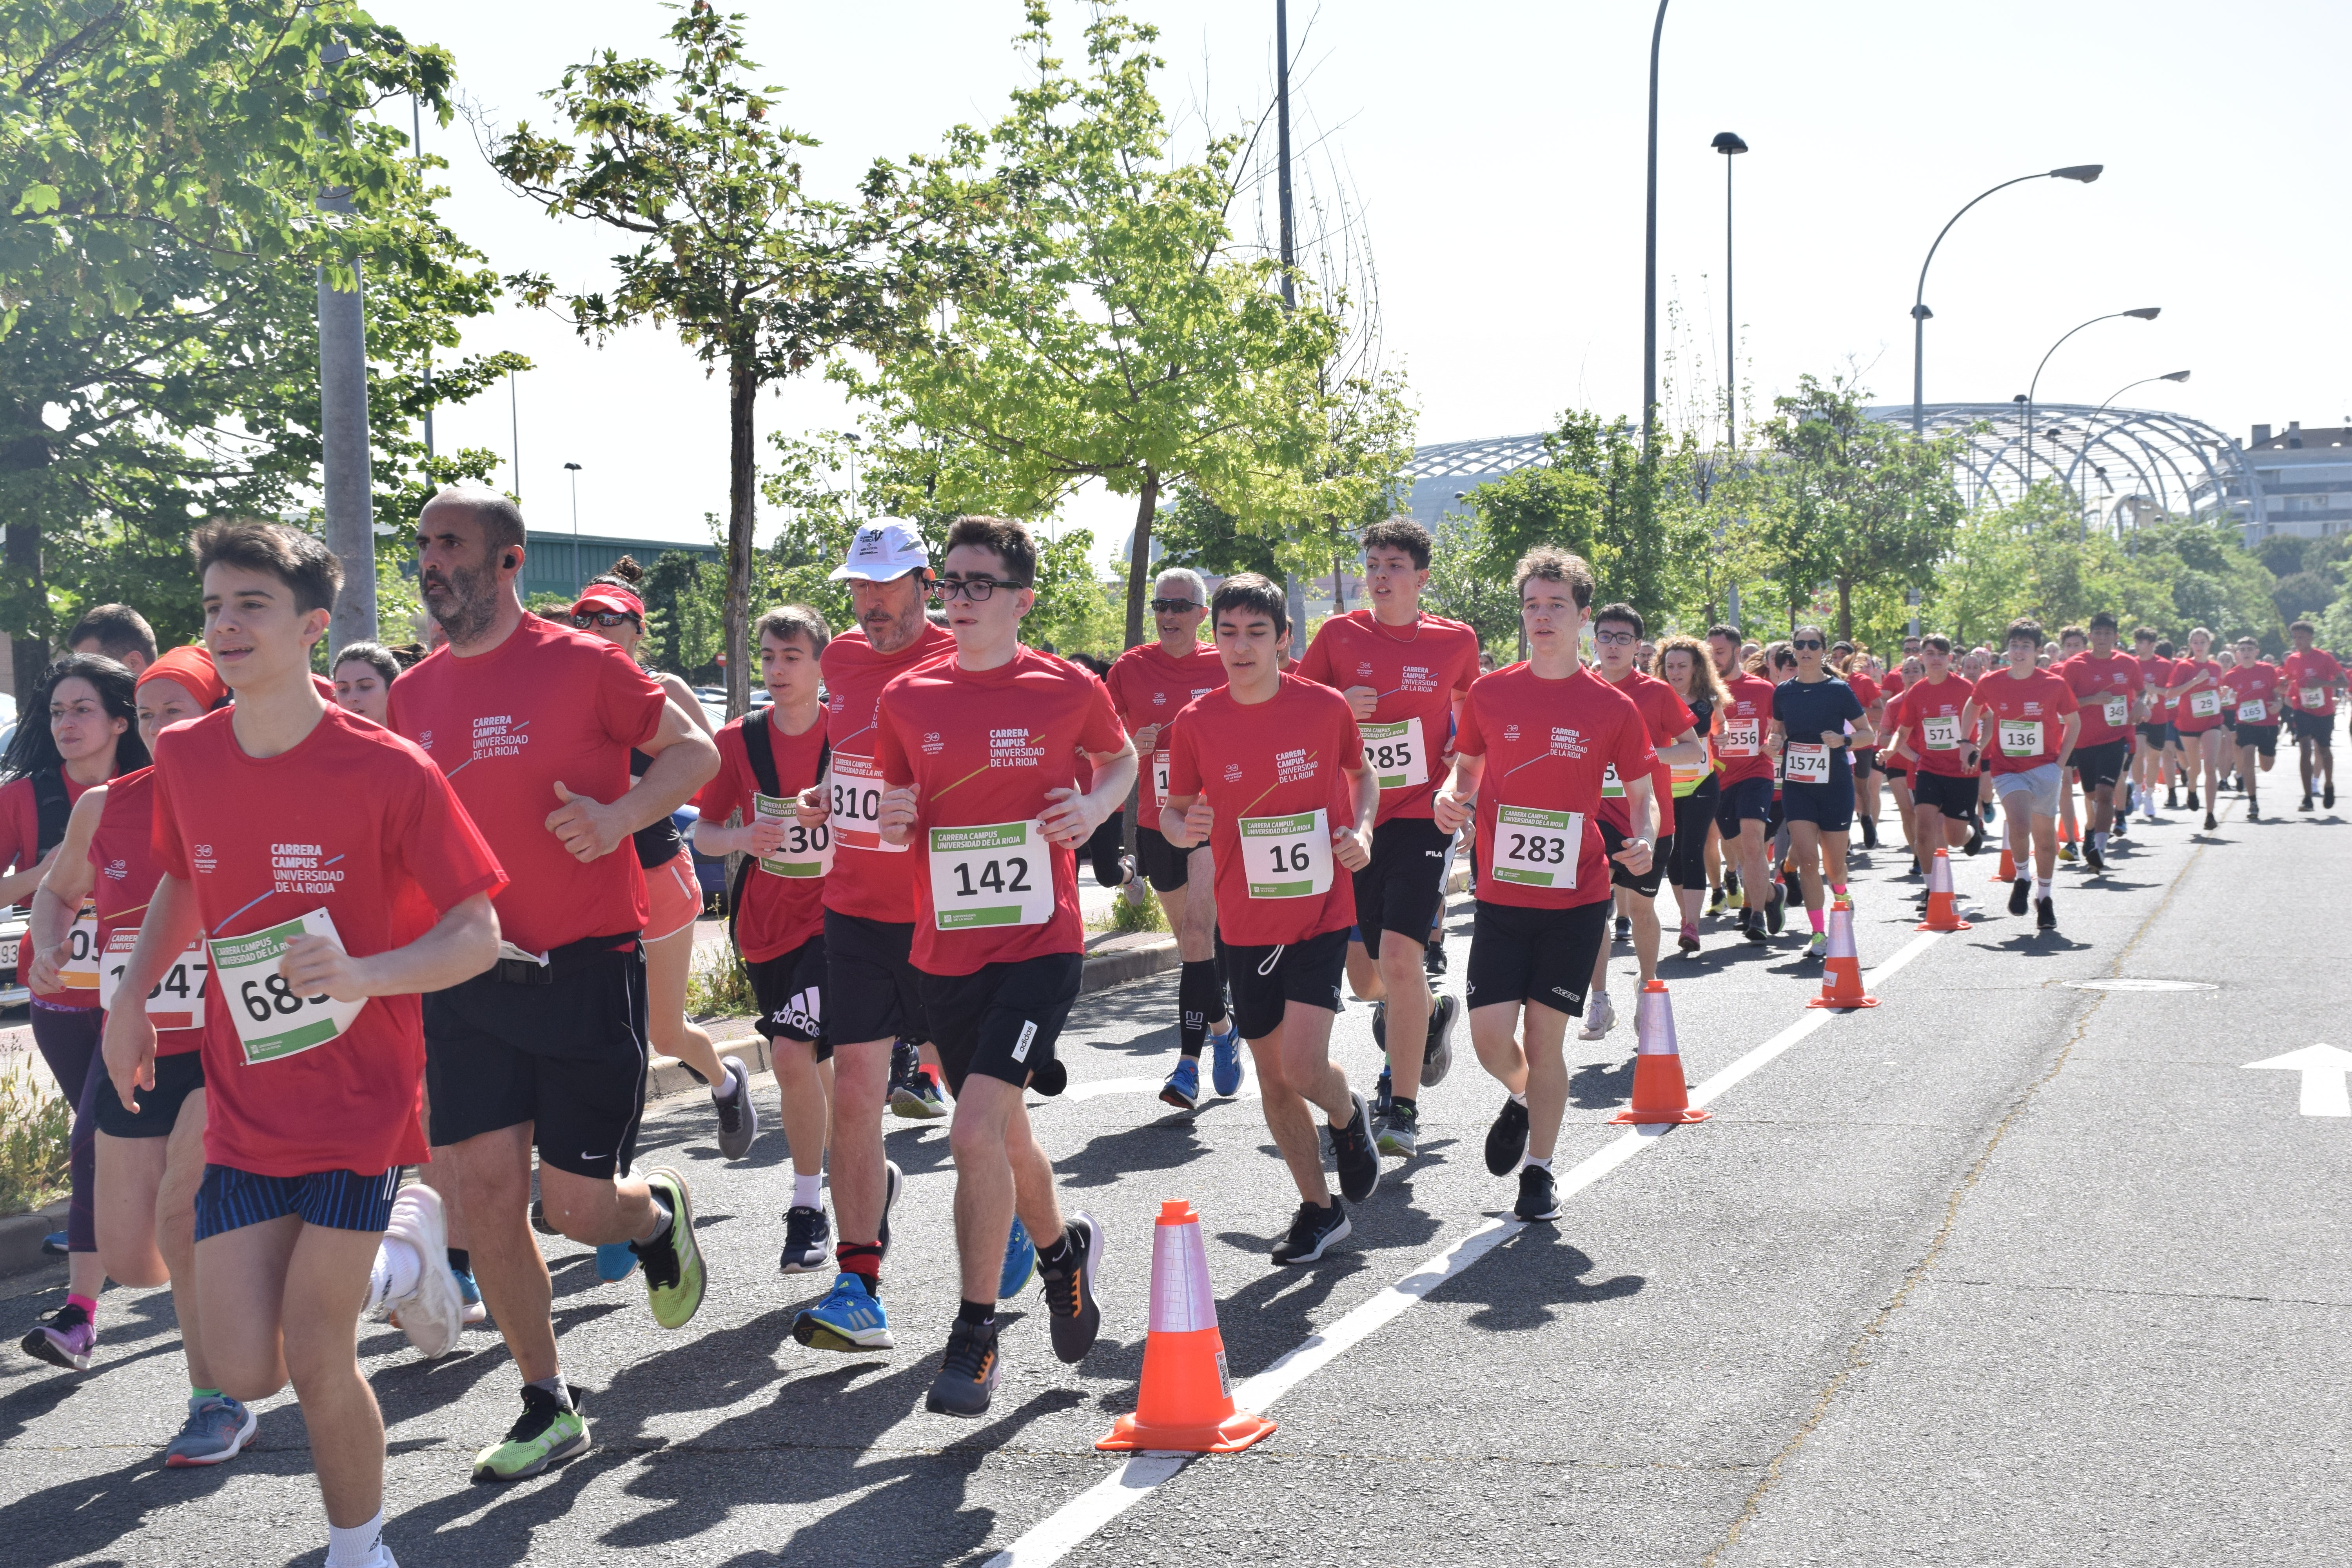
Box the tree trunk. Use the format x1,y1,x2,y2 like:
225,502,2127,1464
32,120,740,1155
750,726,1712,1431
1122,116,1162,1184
1122,468,1159,650
2,412,50,701
1836,577,1853,642
723,351,757,719
1332,546,1347,614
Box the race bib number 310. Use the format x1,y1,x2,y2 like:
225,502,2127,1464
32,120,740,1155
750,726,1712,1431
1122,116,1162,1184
755,792,832,878
827,754,904,853
208,908,365,1066
928,820,1053,930
1360,717,1427,791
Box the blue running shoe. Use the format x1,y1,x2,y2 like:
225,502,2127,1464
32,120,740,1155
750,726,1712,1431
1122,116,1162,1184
1000,1216,1037,1299
1158,1056,1200,1111
595,1242,639,1282
1208,1021,1244,1097
41,1231,67,1258
456,1266,487,1324
792,1272,893,1352
165,1394,256,1467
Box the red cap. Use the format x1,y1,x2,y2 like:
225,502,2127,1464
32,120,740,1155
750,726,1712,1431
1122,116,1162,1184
137,644,227,713
570,586,644,620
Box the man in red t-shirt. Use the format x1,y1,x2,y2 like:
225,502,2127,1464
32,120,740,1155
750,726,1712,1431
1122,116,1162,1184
1433,548,1657,1224
2057,611,2141,869
1164,572,1382,1264
2225,634,2285,818
1975,619,2081,929
103,522,504,1567
1885,635,1980,878
2164,626,2227,826
1706,624,1781,942
2129,626,2171,824
2282,618,2343,808
396,487,719,1481
1294,518,1480,1159
1103,566,1236,1109
874,517,1132,1417
1583,603,1699,1039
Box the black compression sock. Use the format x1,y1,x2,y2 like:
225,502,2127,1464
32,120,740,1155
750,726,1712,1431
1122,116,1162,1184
1178,958,1218,1060
957,1299,995,1327
1390,1095,1418,1118
1036,1232,1074,1273
447,1247,470,1274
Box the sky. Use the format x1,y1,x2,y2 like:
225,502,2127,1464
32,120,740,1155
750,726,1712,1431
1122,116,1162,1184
384,0,2352,564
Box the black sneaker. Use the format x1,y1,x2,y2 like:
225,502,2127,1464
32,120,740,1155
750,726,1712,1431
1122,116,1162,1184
2166,788,2179,809
1369,1066,1393,1124
1484,1097,1530,1176
2245,803,2259,822
1614,914,1632,943
924,1318,1001,1417
2187,789,2200,809
1514,1165,1561,1221
1742,907,1767,945
1270,1199,1350,1265
2083,838,2104,872
1422,994,1459,1086
2301,795,2314,812
2204,810,2217,830
779,1205,833,1274
2327,786,2337,808
2036,896,2056,931
878,1159,903,1259
1765,884,1786,936
1724,869,1740,903
1860,817,1879,849
1424,943,1448,980
1036,1215,1103,1365
1369,999,1387,1053
1330,1091,1381,1204
1964,817,1985,855
2008,877,2030,916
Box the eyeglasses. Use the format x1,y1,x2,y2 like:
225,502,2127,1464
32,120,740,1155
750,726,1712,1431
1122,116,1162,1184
1791,638,1824,650
570,612,634,629
934,576,1030,602
1150,597,1200,613
1593,629,1638,647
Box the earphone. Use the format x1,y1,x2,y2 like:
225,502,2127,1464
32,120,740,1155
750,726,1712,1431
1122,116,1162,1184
502,553,517,570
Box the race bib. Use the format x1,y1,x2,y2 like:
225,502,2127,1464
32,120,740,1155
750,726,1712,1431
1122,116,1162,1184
755,792,832,878
60,905,100,990
1717,716,1761,757
1490,804,1580,889
1360,718,1428,790
99,928,208,1030
208,908,365,1067
826,753,903,853
1151,751,1172,807
1600,762,1626,799
1999,719,2043,757
927,820,1053,930
2187,690,2220,720
2301,686,2326,710
2101,695,2129,729
1921,714,1962,751
1238,808,1333,899
1668,759,1710,797
1784,743,1831,782
2237,699,2266,725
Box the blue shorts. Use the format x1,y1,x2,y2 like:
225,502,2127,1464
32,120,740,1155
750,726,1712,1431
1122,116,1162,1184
1714,776,1776,837
1781,773,1856,832
194,1164,401,1242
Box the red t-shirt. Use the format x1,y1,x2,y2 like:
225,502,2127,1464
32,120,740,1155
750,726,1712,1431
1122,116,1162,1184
875,647,1126,976
90,768,204,1056
692,710,829,964
1846,668,1884,717
2169,657,2224,733
1882,669,1908,699
2285,649,2345,713
818,622,956,925
1710,672,1777,786
1295,609,1482,825
388,617,666,955
1104,640,1227,813
2060,650,2140,746
151,707,506,1178
1890,675,1978,776
1454,662,1656,911
1974,668,2080,773
1594,667,1692,835
2223,660,2281,724
0,771,100,1008
1165,674,1362,946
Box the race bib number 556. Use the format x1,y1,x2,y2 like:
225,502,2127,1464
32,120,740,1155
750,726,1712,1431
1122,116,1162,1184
207,908,365,1066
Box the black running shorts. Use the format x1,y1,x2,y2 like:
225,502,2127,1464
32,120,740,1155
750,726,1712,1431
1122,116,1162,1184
919,952,1083,1096
823,909,927,1049
94,1048,204,1140
1464,898,1608,1016
2289,710,2334,746
2072,738,2129,791
2235,722,2280,760
1217,926,1349,1042
1910,769,1980,822
1598,819,1672,895
1133,824,1194,894
1350,816,1452,948
747,934,829,1061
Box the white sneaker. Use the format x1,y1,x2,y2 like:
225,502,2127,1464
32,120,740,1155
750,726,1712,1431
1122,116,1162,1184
1578,990,1616,1041
383,1187,463,1359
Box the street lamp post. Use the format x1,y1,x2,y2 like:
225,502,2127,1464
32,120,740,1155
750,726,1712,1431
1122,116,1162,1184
1712,131,1747,450
2025,307,2160,486
564,461,583,592
2069,369,2190,521
1642,0,1669,449
1911,164,2104,436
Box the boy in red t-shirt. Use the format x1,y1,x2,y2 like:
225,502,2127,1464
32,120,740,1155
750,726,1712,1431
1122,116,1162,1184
2225,634,2285,818
1974,619,2082,929
1885,635,1980,877
2282,618,2343,808
103,523,505,1568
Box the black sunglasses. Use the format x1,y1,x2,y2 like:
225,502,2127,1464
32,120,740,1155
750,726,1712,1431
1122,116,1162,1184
1150,597,1200,613
1791,638,1824,650
571,611,635,629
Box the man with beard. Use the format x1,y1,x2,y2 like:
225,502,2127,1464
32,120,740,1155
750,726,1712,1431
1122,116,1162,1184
390,487,720,1484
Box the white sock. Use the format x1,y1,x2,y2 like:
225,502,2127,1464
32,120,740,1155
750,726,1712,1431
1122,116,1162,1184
1523,1156,1553,1173
792,1172,822,1211
1508,1090,1529,1108
367,1237,421,1314
634,1194,673,1246
325,1510,385,1568
710,1062,737,1102
2034,878,2051,900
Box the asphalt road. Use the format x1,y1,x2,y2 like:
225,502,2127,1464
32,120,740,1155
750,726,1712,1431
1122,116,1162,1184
2,772,2345,1567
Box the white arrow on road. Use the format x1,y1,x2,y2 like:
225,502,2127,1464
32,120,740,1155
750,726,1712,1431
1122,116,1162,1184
2243,1044,2352,1117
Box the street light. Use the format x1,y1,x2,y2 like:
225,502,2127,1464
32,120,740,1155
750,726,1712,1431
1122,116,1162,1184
1712,131,1748,449
2096,368,2191,412
2067,370,2190,523
2025,307,2159,485
1911,164,2103,436
1642,0,1670,449
563,461,583,591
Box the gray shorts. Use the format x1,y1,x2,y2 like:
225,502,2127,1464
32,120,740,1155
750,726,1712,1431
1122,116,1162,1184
1991,763,2062,819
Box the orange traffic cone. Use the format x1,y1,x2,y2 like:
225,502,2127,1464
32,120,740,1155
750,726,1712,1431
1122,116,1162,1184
1989,831,2016,884
1097,1201,1277,1455
1608,980,1710,1125
1808,899,1879,1009
1915,847,1972,932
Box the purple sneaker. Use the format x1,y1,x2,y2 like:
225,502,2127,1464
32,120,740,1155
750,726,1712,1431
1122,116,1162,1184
21,1301,95,1372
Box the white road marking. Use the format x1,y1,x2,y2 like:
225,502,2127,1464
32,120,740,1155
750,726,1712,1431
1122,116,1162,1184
2243,1044,2352,1117
1051,1076,1261,1104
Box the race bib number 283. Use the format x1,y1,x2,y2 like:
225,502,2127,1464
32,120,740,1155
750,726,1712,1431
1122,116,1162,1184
207,908,365,1066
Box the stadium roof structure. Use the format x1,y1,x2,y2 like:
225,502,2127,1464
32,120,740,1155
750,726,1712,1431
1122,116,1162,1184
1860,403,2255,531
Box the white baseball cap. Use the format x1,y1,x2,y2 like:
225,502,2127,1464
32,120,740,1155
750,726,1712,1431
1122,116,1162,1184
830,519,930,582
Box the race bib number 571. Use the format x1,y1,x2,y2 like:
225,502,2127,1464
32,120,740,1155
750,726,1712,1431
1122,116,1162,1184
207,908,365,1066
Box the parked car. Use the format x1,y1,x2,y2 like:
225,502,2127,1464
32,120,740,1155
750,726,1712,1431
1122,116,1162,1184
673,804,728,907
0,909,29,1008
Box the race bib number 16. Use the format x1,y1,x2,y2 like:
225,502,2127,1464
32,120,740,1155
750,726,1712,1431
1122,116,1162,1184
208,908,364,1067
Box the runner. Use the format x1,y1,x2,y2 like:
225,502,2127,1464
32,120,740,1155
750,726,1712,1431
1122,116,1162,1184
1769,625,1873,958
1837,643,1887,850
2130,627,2170,823
2057,612,2140,870
2223,635,2283,820
1581,604,1699,1032
873,517,1125,1414
690,607,837,1274
1655,636,1727,957
2164,627,2226,829
1884,635,1980,883
2151,637,2189,811
3,653,151,1374
1433,547,1657,1222
328,642,399,727
1295,519,1478,1158
392,487,720,1483
1706,624,1779,943
2282,619,2343,810
103,521,504,1568
64,603,158,676
1973,619,2080,929
1162,572,1381,1259
1102,566,1240,1111
1883,649,1927,857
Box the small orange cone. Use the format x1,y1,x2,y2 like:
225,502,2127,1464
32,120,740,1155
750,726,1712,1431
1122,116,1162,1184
1609,980,1710,1125
1808,899,1879,1009
1097,1201,1276,1455
1915,847,1972,932
1989,831,2016,884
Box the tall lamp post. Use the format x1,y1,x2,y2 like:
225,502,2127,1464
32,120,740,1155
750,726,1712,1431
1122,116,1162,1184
1642,0,1670,448
1712,131,1747,449
1911,164,2104,436
563,461,583,592
2025,307,2160,486
2069,369,2190,524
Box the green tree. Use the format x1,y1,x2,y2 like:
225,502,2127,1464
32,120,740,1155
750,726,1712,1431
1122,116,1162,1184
1422,513,1520,656
1458,409,1695,624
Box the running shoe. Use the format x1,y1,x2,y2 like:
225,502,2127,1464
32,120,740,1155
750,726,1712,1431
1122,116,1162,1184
1370,1065,1394,1125
1614,914,1632,943
1423,994,1459,1086
1000,1216,1037,1300
1159,1056,1200,1111
713,1056,758,1160
2165,788,2179,809
2056,841,2078,864
1424,942,1448,980
1515,1165,1562,1222
2142,803,2162,824
1741,908,1766,945
2245,803,2260,822
2009,877,2031,917
456,1267,488,1325
165,1393,256,1467
1805,931,1828,959
793,1273,892,1351
595,1243,639,1282
20,1303,94,1372
1707,886,1728,916
886,1038,922,1114
1577,989,1616,1042
924,1316,1001,1417
40,1231,65,1257
2036,896,2057,931
1765,884,1786,936
2186,789,2200,809
1330,1091,1381,1204
1208,1020,1244,1098
1859,817,1879,849
780,1205,833,1275
1376,1100,1419,1158
2205,810,2218,830
878,1158,903,1258
901,1069,950,1120
1677,923,1701,956
631,1167,704,1330
1270,1199,1350,1265
383,1186,463,1359
1964,818,1985,856
1369,998,1387,1053
2083,838,2105,872
472,1384,589,1484
1724,869,1740,903
2301,794,2314,812
1037,1214,1103,1363
2327,786,2337,808
1485,1096,1530,1176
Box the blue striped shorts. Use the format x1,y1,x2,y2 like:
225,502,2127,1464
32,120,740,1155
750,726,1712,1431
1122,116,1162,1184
194,1164,400,1241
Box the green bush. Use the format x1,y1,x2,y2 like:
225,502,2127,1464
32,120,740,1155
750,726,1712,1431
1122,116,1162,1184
685,942,758,1021
0,1065,71,1219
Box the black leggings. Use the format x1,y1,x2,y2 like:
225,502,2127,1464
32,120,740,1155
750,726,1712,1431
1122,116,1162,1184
31,1002,105,1254
1668,780,1719,890
1084,810,1128,887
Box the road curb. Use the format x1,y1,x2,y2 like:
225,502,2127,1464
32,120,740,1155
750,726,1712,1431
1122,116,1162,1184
0,1199,69,1281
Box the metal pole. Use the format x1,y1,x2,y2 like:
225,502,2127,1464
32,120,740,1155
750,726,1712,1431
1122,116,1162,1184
1724,147,1734,450
1276,0,1296,312
509,369,522,502
414,94,434,466
565,462,583,592
318,261,376,655
1642,0,1669,449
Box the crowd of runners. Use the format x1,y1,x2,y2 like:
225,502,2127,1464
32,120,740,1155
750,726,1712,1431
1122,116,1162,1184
1,495,2341,1566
